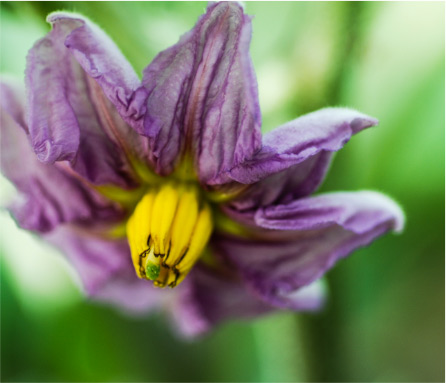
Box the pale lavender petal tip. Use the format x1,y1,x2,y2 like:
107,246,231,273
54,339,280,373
26,12,144,186
218,190,404,309
47,11,146,131
210,107,379,186
255,191,405,234
273,279,328,311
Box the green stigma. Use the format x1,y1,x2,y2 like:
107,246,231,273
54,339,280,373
146,263,160,280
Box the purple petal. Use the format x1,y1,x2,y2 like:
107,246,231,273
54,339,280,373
91,264,167,315
273,278,327,311
254,191,404,233
169,263,326,337
47,12,147,132
1,81,123,232
169,265,272,337
209,107,378,186
230,151,333,210
44,224,166,315
142,2,261,178
167,277,213,338
26,12,145,186
218,191,404,308
0,78,27,131
44,225,130,295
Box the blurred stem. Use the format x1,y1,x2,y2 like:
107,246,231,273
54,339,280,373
253,314,308,382
327,2,367,105
303,3,372,381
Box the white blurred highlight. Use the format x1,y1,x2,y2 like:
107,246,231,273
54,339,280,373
0,175,80,313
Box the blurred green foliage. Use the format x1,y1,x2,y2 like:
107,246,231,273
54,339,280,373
1,2,444,382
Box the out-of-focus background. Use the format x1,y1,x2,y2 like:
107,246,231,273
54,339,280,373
1,2,444,382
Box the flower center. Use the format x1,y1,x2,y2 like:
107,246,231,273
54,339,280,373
126,182,213,288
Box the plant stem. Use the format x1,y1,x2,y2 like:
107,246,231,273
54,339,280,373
253,313,308,382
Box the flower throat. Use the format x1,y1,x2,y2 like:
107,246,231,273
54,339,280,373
126,182,213,288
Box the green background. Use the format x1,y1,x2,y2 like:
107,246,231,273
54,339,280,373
1,2,444,382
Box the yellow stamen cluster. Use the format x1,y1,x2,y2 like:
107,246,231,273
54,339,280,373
126,183,213,288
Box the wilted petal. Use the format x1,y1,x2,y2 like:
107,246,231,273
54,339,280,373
274,278,327,311
169,265,272,337
0,78,27,130
45,224,168,314
230,151,332,210
142,2,261,178
44,225,133,296
26,13,145,186
209,108,377,186
169,263,325,337
218,191,404,308
48,12,147,131
92,267,167,315
254,191,404,233
1,81,123,232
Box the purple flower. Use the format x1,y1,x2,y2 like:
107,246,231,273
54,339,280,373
0,3,404,337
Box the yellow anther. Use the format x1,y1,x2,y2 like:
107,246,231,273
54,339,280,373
150,183,179,255
126,182,213,288
126,191,155,278
165,187,199,267
177,204,213,274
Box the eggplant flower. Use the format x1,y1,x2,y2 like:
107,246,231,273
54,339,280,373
1,3,404,336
